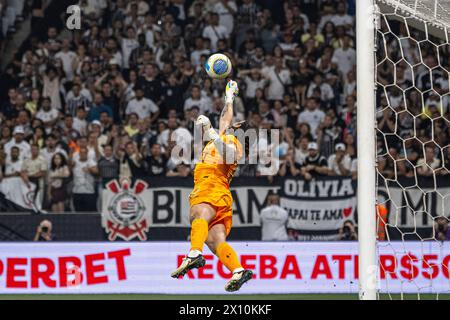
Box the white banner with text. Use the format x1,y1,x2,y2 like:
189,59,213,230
0,242,449,294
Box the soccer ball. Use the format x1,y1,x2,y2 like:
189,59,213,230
205,53,232,79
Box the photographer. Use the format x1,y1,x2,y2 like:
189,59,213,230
434,217,450,241
33,220,55,241
337,220,357,241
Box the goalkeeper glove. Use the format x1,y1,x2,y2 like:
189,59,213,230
225,80,239,104
195,115,211,131
196,115,219,141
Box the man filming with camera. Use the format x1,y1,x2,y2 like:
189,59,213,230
337,220,358,241
33,220,55,241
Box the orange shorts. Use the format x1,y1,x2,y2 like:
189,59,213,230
189,184,233,236
207,204,233,236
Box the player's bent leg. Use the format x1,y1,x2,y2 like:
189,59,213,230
206,224,253,292
171,203,216,279
189,203,216,255
205,223,227,254
190,218,209,253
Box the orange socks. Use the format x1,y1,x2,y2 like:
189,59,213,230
190,220,243,273
190,218,209,252
216,242,243,273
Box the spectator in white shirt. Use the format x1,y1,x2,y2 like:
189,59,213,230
213,0,238,37
121,26,139,69
202,12,229,51
262,57,292,101
3,146,23,179
42,67,62,111
417,145,440,176
82,0,108,18
184,85,212,114
328,143,352,176
126,86,159,122
40,134,69,166
36,97,59,134
297,98,325,139
329,2,354,32
21,144,47,206
238,68,267,99
71,147,98,212
54,39,77,81
157,117,193,157
307,73,335,103
73,106,89,137
317,5,335,33
144,15,162,50
72,136,98,162
260,193,289,241
125,0,149,17
4,127,31,161
343,70,356,102
332,35,356,78
295,136,310,164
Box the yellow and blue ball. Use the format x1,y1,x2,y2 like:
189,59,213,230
205,53,232,79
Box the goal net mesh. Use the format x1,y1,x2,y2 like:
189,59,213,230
375,0,450,299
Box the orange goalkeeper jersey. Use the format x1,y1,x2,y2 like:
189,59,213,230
189,134,243,208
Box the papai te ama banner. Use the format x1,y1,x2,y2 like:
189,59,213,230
279,177,357,240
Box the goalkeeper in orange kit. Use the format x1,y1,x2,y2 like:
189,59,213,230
171,80,253,292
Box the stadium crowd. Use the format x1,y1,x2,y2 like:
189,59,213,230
0,0,448,213
0,0,29,65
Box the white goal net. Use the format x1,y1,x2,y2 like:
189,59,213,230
374,0,450,299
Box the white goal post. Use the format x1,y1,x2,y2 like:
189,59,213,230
357,0,450,300
357,0,377,300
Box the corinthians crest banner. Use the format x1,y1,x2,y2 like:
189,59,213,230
102,178,151,241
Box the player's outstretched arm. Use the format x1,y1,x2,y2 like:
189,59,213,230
196,113,237,163
219,80,239,135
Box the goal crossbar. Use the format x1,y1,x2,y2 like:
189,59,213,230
379,0,450,31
